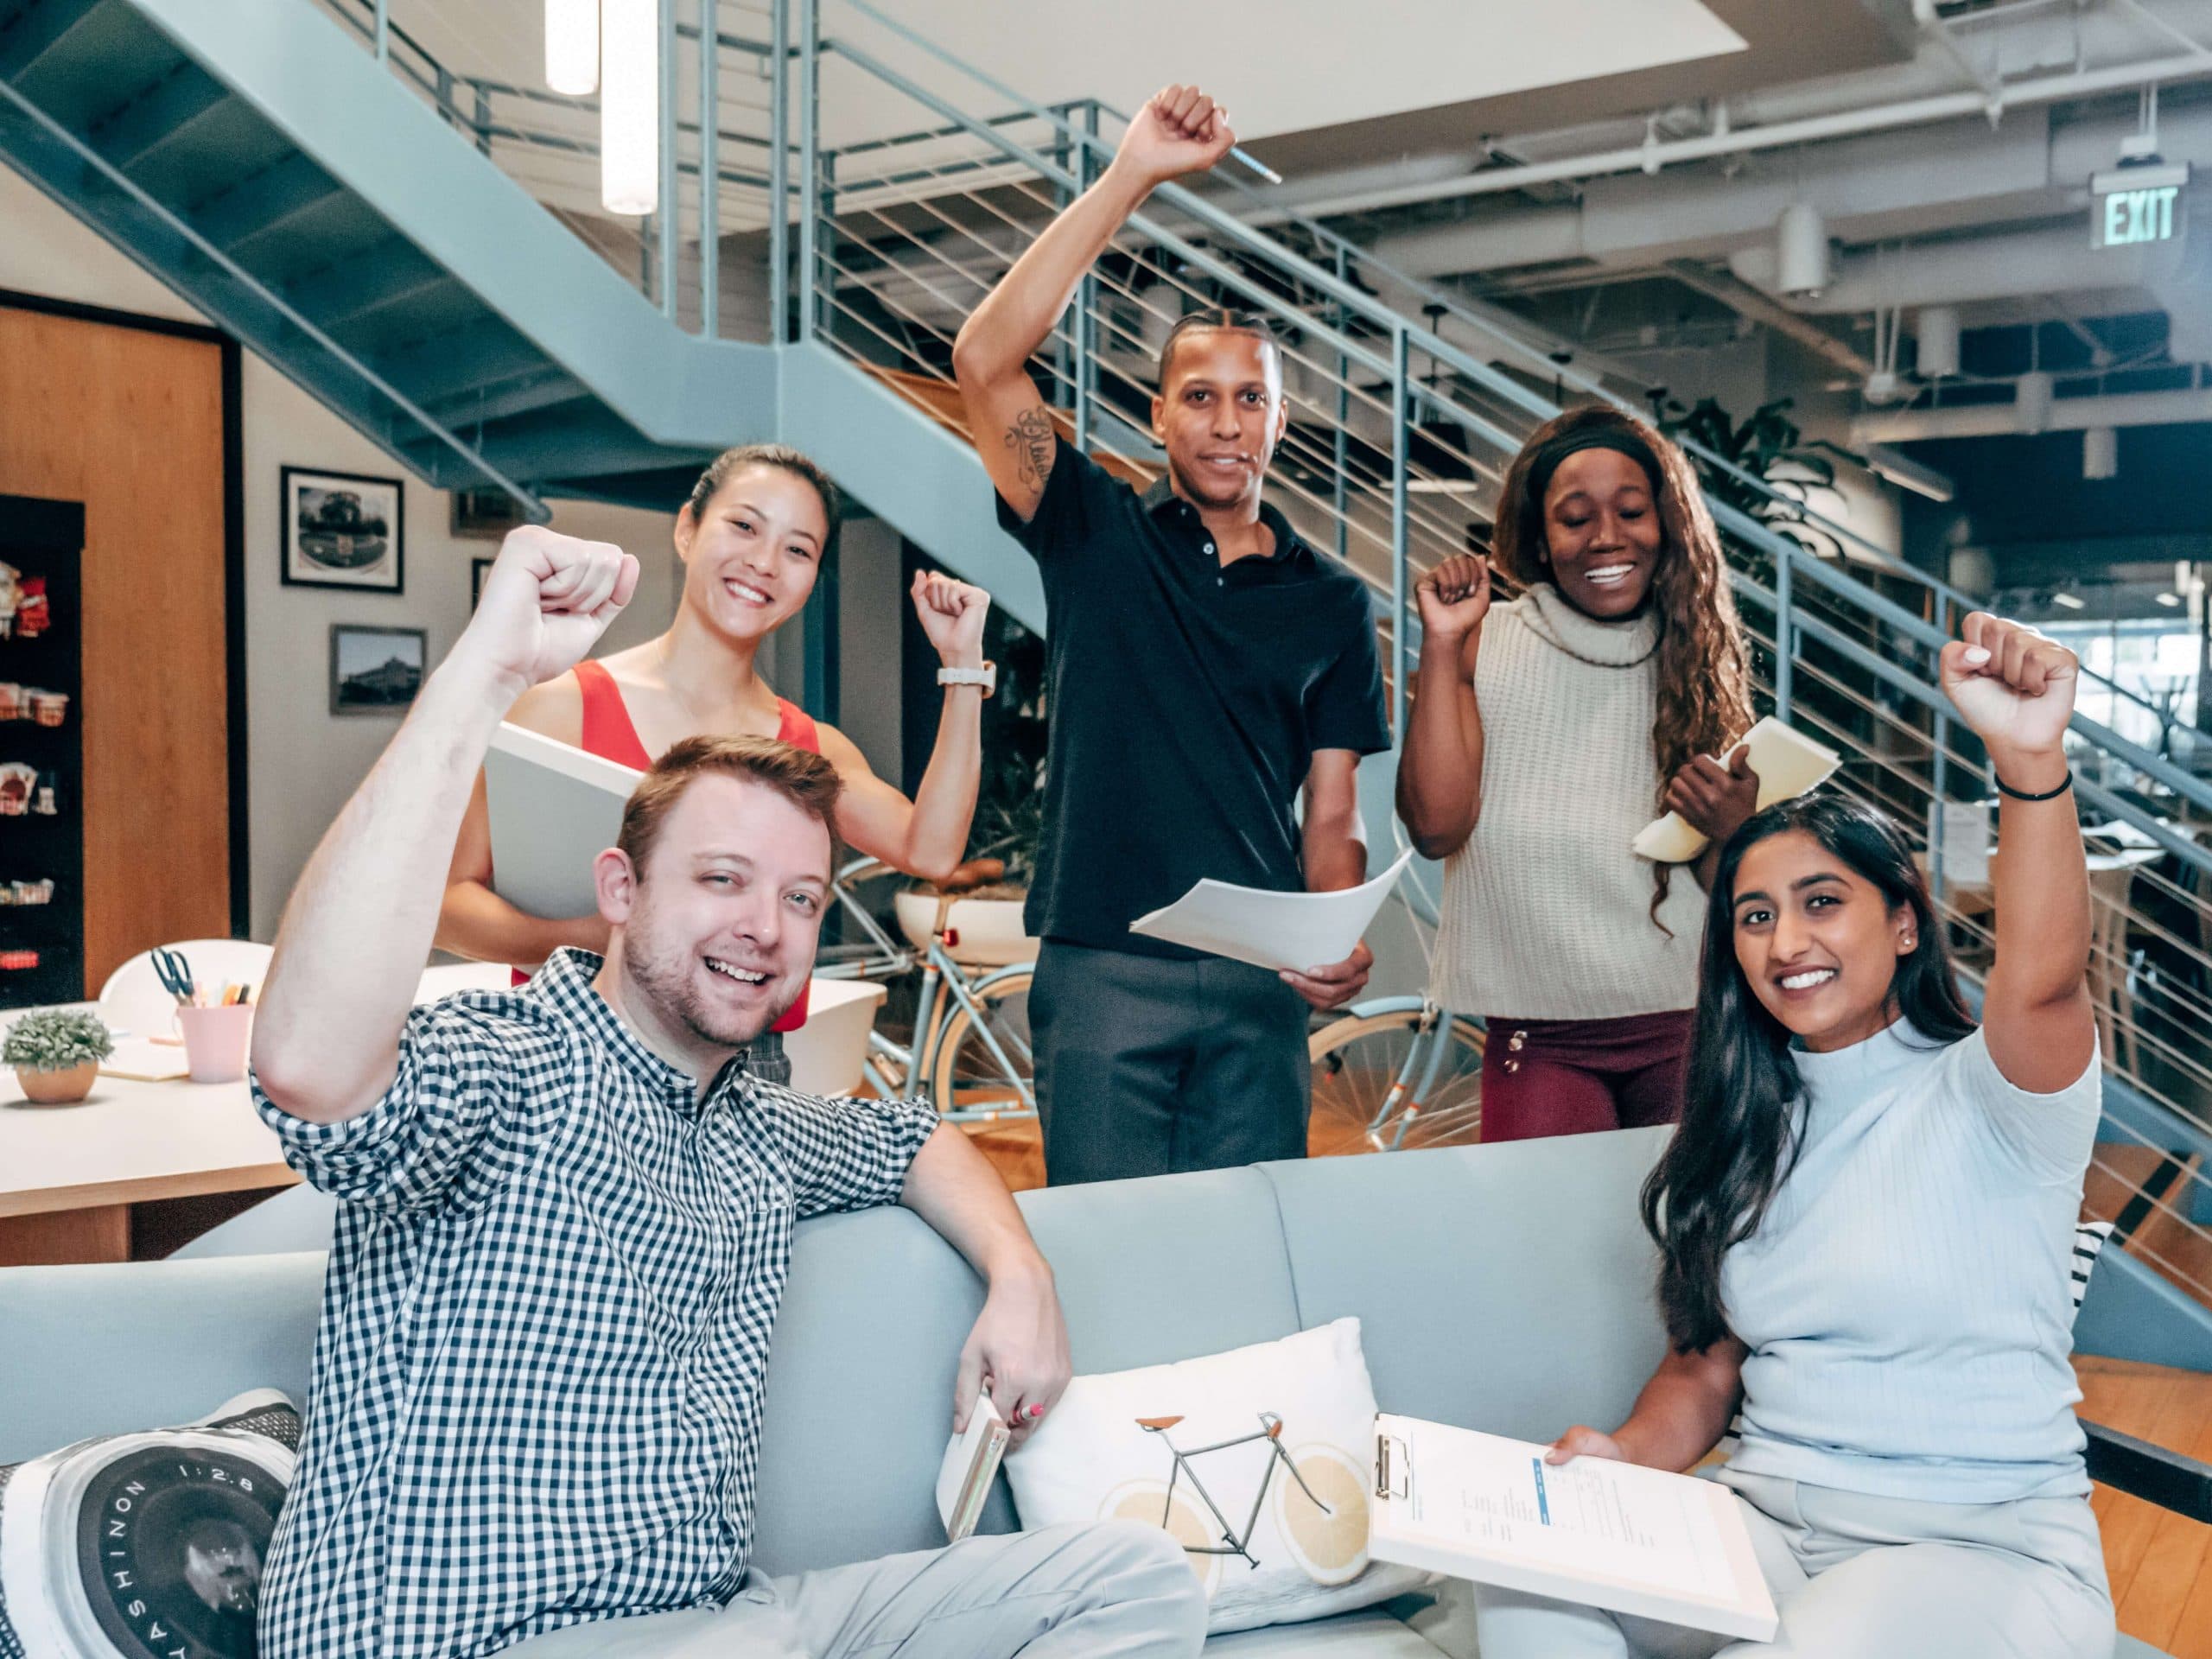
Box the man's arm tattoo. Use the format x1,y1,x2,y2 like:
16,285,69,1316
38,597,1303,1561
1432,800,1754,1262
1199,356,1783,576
1005,405,1056,492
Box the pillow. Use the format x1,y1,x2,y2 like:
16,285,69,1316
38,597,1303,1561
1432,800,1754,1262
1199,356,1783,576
0,1389,298,1658
1002,1318,1425,1635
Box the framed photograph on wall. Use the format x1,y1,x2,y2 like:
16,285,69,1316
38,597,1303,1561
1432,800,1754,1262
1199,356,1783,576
283,467,404,593
329,624,427,716
471,556,494,611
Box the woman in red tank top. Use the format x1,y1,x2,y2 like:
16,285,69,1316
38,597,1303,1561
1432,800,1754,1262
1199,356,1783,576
437,443,995,1084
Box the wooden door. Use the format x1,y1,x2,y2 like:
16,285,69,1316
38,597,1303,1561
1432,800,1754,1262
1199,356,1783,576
0,296,236,996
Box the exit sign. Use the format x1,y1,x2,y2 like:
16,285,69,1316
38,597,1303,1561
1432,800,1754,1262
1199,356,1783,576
2092,162,2190,249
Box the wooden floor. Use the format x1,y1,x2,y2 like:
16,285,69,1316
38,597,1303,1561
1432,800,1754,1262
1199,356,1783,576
2086,1143,2212,1316
962,1125,2212,1653
2078,1357,2212,1656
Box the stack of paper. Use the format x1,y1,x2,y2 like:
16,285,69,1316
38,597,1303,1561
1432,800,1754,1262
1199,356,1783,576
484,721,643,920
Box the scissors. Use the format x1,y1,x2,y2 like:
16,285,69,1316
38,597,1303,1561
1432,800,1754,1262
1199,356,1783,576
151,946,198,1007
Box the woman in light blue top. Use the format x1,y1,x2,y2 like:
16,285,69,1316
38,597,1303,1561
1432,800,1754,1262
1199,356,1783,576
1471,612,2116,1658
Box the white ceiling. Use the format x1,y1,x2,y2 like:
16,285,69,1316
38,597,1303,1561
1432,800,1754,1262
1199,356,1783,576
389,0,1746,146
828,1,1748,144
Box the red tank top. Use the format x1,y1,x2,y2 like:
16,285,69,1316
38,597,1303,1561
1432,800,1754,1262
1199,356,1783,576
513,659,822,1031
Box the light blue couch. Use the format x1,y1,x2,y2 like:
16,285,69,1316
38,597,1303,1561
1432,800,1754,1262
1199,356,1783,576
1,1130,2191,1656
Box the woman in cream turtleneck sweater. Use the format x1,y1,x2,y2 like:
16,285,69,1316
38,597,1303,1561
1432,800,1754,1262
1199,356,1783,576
1396,407,1758,1141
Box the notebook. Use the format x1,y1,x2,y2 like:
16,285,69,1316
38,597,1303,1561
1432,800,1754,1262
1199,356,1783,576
936,1389,1010,1544
483,721,642,921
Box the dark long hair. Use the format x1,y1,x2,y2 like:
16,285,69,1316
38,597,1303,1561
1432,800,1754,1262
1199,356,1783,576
1491,406,1755,930
1640,793,1975,1351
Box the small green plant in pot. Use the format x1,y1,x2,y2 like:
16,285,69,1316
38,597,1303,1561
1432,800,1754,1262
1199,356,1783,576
4,1008,113,1105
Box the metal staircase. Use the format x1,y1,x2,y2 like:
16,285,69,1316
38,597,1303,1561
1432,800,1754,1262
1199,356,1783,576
3,0,2209,1322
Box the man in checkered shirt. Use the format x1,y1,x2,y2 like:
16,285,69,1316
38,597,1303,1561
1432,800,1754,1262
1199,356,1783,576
250,527,1205,1658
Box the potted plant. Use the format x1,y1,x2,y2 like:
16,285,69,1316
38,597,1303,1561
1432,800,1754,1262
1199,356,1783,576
4,1008,113,1105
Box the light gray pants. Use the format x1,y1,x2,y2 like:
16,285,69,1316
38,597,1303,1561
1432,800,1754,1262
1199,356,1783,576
1469,1467,2114,1659
508,1521,1206,1658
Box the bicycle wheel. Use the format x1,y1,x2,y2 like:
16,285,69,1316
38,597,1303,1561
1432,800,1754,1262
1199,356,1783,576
1274,1444,1373,1586
1308,1007,1484,1153
929,968,1036,1119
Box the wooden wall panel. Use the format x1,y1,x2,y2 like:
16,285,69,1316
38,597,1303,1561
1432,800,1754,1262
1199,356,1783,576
0,302,231,995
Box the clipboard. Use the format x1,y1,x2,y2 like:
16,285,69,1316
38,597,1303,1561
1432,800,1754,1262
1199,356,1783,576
1368,1414,1777,1643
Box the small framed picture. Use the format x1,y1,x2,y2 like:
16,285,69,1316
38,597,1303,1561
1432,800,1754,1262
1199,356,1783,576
452,487,528,540
471,557,494,611
329,624,427,716
283,467,404,593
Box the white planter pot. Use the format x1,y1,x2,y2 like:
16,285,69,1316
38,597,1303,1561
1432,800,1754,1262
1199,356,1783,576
893,891,1039,968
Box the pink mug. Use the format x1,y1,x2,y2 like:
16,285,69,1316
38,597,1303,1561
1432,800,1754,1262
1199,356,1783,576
176,1004,253,1084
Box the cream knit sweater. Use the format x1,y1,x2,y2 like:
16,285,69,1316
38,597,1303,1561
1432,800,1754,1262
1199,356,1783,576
1429,584,1707,1021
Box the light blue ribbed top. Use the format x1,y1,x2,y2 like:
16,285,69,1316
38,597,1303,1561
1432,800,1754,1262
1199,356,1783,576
1720,1020,2101,1503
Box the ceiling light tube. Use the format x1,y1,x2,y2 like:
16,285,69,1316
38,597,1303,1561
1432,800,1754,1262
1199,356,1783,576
601,0,657,216
545,0,599,95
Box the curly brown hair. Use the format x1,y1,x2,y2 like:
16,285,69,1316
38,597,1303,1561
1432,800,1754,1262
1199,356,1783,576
1490,405,1755,927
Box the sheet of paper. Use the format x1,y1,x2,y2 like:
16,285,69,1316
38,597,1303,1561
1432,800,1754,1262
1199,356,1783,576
1371,1415,1776,1642
936,1389,1007,1543
1128,850,1414,974
1406,1425,1732,1593
100,1038,188,1082
1633,716,1842,864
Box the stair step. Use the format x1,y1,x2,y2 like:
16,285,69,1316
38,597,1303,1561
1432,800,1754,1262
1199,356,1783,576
423,369,592,430
0,0,103,85
191,149,344,250
87,60,226,172
372,316,552,410
282,238,451,333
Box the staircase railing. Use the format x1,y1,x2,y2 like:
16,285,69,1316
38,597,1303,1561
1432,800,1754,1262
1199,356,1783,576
305,0,2212,1306
791,0,2212,1305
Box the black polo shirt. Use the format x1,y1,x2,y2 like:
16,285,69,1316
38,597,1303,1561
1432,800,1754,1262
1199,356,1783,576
996,444,1389,958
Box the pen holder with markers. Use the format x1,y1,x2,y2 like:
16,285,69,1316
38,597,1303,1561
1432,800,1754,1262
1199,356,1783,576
176,1003,253,1084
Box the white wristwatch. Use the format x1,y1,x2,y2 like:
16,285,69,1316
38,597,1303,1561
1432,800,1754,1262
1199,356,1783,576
937,661,997,697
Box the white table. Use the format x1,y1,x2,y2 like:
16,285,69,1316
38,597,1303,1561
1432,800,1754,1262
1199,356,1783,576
0,966,887,1266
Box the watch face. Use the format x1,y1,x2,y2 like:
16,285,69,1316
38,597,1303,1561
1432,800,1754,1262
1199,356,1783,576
73,1446,284,1658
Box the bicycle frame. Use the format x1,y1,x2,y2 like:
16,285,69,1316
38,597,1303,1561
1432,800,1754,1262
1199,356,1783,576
1141,1413,1333,1570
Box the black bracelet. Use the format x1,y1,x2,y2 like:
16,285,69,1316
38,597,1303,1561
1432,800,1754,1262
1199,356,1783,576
1994,766,2073,803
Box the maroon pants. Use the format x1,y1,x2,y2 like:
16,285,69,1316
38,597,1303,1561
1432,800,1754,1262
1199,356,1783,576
1479,1008,1694,1142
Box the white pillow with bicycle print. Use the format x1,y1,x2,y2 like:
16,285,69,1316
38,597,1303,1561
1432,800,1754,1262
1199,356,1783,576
1001,1317,1427,1635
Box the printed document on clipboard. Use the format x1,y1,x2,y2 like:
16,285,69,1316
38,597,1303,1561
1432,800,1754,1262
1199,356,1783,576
1370,1414,1777,1643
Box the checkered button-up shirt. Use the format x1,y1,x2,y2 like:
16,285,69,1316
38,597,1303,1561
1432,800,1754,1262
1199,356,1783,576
251,950,937,1659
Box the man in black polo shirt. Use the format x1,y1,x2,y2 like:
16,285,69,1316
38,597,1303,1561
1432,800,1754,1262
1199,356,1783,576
952,82,1389,1185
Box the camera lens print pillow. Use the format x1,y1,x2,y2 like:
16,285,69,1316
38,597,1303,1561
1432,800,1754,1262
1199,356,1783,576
0,1390,298,1659
1002,1318,1427,1635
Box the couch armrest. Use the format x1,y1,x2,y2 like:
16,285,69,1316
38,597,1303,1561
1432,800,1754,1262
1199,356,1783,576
2083,1418,2212,1523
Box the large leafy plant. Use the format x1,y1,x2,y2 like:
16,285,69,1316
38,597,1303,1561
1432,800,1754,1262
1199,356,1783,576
3,1008,114,1071
1659,395,1842,563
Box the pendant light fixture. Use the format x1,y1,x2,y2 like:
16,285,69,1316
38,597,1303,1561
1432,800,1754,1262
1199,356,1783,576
601,0,658,216
544,0,598,96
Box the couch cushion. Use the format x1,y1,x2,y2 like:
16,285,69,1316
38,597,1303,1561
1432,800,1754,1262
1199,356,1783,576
0,1254,325,1464
1259,1131,1672,1444
1018,1166,1306,1375
1204,1605,1448,1656
753,1165,1303,1579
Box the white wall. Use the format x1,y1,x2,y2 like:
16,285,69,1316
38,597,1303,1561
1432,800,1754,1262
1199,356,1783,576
0,164,684,940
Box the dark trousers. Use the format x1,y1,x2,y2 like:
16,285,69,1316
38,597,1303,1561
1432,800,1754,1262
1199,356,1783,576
1478,1007,1694,1143
1030,940,1312,1185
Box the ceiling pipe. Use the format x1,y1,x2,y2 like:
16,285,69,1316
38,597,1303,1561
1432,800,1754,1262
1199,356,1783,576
1287,48,2212,222
1662,258,1877,377
1729,224,2174,313
1853,384,2212,442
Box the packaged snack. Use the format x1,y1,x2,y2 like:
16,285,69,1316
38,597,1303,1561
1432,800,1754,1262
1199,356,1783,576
28,689,67,728
14,578,47,639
